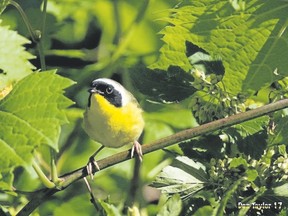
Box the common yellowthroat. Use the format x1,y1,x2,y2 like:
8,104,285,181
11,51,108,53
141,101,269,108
83,78,145,176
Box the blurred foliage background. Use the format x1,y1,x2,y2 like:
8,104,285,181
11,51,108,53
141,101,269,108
1,0,288,215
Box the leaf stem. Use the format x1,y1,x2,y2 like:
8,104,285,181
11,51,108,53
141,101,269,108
32,161,55,189
37,0,48,70
17,98,288,216
50,149,58,184
41,0,48,38
9,1,38,43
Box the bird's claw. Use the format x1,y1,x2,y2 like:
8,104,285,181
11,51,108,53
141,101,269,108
86,157,100,179
131,140,143,162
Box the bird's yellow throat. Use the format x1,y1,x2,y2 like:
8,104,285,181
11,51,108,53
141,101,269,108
85,93,144,148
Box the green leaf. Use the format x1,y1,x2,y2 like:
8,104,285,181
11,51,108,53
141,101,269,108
268,183,288,198
278,144,287,157
268,116,288,146
263,183,288,207
246,168,258,182
157,194,182,216
152,156,207,199
134,41,225,103
234,116,269,136
0,71,74,174
0,22,35,95
0,0,9,14
229,157,248,169
151,0,288,95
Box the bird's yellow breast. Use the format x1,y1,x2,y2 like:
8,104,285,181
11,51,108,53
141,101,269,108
84,94,144,148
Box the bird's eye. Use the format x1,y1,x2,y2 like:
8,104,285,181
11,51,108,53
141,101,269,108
106,86,113,94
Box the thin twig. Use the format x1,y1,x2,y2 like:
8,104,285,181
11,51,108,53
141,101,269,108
17,98,288,216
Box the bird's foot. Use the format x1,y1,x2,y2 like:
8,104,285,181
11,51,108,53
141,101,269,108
131,140,143,162
86,156,100,179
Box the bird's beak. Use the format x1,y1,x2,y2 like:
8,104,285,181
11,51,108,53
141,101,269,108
88,88,97,93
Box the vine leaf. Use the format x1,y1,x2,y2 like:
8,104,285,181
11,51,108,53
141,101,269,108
0,22,35,98
0,71,74,189
152,156,207,198
151,0,288,95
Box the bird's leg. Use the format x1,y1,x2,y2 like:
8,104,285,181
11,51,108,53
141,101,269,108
86,145,105,179
131,140,143,162
83,177,99,210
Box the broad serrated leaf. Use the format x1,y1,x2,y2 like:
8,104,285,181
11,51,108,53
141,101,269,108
152,156,207,199
234,116,269,136
151,0,288,95
0,71,74,174
133,42,225,103
0,22,35,95
158,194,182,216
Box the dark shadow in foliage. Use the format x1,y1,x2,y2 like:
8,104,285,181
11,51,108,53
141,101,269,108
186,41,225,78
181,197,210,216
179,135,225,162
239,131,268,160
45,21,102,68
131,41,225,103
225,128,268,160
130,64,196,103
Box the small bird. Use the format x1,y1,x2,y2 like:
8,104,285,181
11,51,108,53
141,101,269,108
83,78,145,177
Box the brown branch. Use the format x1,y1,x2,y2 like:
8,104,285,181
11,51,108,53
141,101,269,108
17,98,288,216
